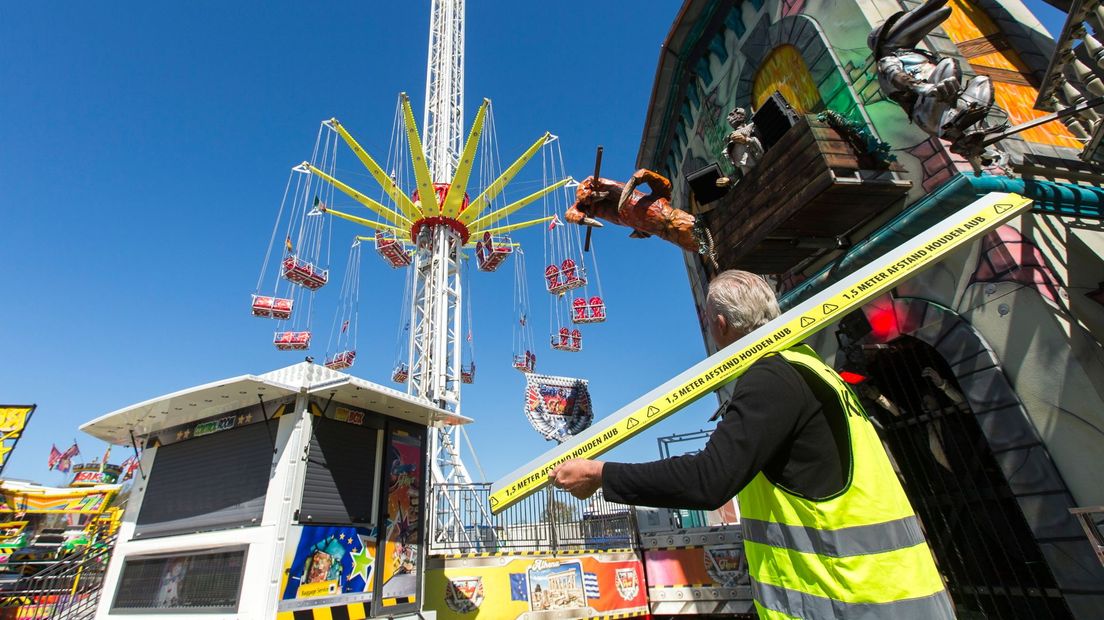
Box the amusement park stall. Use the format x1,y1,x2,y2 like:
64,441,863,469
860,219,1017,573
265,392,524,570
80,362,466,620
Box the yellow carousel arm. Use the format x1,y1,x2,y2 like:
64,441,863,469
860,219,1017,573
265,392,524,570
471,215,554,237
460,132,552,225
441,99,489,219
401,93,440,217
327,118,421,222
304,163,411,227
323,207,410,237
467,178,571,231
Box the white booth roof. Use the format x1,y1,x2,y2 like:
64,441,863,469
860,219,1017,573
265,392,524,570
81,362,471,445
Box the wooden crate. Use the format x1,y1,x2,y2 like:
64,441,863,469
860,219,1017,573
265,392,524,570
705,115,911,275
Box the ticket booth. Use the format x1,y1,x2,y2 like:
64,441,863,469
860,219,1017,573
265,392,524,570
81,362,466,620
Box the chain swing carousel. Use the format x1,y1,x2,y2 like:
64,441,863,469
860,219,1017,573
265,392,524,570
542,142,606,353
252,123,339,352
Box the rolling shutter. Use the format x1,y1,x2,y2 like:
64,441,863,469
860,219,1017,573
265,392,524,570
135,422,272,538
299,416,379,525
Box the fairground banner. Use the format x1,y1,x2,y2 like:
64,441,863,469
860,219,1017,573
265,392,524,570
0,405,35,474
524,375,593,443
425,551,647,619
0,486,115,515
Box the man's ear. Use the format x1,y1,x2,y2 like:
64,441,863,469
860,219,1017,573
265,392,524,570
715,313,728,336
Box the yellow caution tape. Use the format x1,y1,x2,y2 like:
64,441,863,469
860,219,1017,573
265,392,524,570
489,192,1033,513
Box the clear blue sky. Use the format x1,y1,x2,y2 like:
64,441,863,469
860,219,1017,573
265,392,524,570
0,1,1066,486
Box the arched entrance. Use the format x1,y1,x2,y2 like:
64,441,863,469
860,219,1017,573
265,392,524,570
837,296,1093,618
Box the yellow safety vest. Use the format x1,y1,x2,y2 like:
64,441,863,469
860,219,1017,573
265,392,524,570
737,345,954,619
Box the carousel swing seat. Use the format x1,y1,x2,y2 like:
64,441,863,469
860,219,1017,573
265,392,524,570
571,296,606,324
274,330,312,351
461,362,476,384
375,231,412,268
550,327,582,352
282,255,329,290
546,258,587,294
512,350,536,373
325,350,357,370
475,232,513,272
251,295,294,320
392,364,409,383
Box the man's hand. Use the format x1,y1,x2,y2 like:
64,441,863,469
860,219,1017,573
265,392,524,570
549,459,605,500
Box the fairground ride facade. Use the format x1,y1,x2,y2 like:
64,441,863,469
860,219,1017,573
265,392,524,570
637,0,1104,617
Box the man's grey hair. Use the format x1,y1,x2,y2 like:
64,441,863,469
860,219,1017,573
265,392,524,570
706,270,781,335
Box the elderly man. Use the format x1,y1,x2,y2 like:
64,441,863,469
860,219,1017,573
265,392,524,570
550,270,953,619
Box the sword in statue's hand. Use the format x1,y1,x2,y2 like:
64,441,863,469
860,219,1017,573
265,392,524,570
585,145,603,252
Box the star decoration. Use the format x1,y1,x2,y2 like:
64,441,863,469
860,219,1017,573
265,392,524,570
350,544,374,584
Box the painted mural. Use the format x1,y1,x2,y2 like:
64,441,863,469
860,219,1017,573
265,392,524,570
661,0,1081,222
425,552,648,620
279,525,377,611
380,429,423,605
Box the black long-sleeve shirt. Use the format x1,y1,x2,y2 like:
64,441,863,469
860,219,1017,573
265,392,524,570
602,354,849,510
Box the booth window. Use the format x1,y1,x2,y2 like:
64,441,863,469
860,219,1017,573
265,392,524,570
112,548,246,612
135,421,271,538
299,413,379,525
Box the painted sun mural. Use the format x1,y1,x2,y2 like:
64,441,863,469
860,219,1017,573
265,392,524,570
751,44,823,113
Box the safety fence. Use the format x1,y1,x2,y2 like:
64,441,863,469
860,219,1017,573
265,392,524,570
0,533,116,619
427,483,634,554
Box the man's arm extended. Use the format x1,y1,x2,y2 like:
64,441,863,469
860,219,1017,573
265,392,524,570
551,358,805,509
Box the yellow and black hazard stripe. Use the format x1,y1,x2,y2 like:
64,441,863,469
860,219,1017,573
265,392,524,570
434,547,636,559
277,601,369,620
489,192,1034,513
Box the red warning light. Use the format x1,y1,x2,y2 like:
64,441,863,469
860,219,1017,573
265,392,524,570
867,307,897,340
838,371,868,385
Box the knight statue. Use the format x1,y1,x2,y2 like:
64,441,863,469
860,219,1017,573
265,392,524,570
869,0,1005,165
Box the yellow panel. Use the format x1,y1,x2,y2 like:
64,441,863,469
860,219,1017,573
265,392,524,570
942,0,993,39
941,0,1078,147
347,602,368,620
968,51,1029,73
995,83,1083,148
752,44,822,113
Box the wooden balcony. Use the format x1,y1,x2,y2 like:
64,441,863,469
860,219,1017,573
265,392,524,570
701,115,911,275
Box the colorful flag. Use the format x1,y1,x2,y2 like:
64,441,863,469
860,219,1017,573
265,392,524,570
100,445,111,473
341,320,349,334
47,445,62,470
285,235,294,253
584,572,600,599
56,442,80,473
120,455,141,481
509,573,528,601
548,214,563,231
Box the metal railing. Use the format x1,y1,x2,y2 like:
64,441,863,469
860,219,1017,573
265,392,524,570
428,483,635,554
0,534,117,619
1070,506,1104,567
